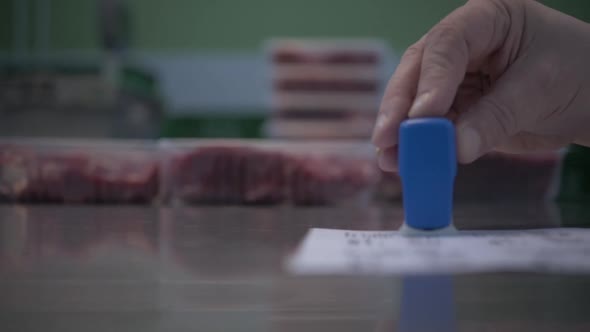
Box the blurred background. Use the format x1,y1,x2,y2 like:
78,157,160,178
1,0,589,140
1,0,590,205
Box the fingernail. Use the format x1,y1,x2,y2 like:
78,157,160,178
375,112,386,129
372,112,389,143
457,125,481,163
408,91,432,117
378,148,398,172
372,114,384,135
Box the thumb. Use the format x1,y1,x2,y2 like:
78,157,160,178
455,66,536,163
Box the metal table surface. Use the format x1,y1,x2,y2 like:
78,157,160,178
0,202,589,332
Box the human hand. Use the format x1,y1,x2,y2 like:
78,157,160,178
372,0,590,171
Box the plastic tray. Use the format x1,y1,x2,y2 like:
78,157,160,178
0,138,159,204
160,139,379,206
265,38,389,64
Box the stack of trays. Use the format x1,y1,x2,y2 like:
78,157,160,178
265,39,388,139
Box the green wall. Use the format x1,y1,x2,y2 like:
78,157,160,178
130,0,464,51
0,0,13,50
2,0,590,52
544,0,590,22
50,0,98,50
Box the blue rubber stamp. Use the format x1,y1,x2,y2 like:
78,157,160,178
399,118,457,231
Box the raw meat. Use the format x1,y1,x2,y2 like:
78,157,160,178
287,155,375,205
169,146,287,205
167,145,376,205
275,80,378,92
0,145,36,202
273,50,379,64
0,144,158,204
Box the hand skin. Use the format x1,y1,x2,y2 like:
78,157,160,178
372,0,590,172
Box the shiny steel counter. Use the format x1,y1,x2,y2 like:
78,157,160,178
0,203,589,331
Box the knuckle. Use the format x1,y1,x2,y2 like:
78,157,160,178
401,43,422,61
427,22,464,47
423,23,468,74
381,93,413,114
480,97,518,137
470,0,513,15
422,49,456,77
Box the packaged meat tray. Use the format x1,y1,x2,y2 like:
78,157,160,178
264,38,389,140
160,139,379,206
0,139,159,204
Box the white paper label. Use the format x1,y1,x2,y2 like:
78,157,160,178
287,228,590,275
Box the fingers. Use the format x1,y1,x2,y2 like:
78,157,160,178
372,37,425,149
409,0,512,118
372,0,516,170
373,0,522,171
455,64,535,163
451,72,488,116
377,146,398,172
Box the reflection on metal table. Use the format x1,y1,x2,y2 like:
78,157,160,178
0,202,589,332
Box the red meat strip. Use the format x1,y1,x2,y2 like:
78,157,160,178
170,146,287,204
0,146,158,204
169,145,376,205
